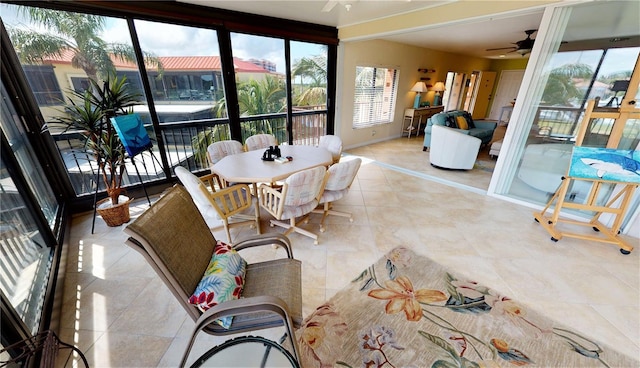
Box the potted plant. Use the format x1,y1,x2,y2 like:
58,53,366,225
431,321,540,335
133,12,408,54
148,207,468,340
52,75,142,226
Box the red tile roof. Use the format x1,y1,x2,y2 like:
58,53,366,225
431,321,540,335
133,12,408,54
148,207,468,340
157,56,220,70
41,49,270,73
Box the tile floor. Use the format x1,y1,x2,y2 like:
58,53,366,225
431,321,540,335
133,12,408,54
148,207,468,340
57,137,639,367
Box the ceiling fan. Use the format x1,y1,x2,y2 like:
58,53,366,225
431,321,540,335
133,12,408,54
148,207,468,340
321,0,356,12
486,29,537,56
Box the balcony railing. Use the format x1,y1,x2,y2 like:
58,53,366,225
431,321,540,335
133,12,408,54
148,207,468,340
51,109,328,197
531,105,640,148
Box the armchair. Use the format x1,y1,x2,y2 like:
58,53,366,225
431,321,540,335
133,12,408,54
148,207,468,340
423,110,497,151
207,140,244,166
175,166,259,242
123,185,301,363
313,158,362,232
259,166,327,244
245,133,277,151
429,125,481,170
319,135,343,164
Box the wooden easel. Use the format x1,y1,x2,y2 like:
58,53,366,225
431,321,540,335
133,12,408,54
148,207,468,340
534,58,640,254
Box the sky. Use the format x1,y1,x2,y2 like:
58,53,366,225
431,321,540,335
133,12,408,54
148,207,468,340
548,48,640,78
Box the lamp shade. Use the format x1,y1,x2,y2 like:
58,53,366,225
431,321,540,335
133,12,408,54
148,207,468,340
432,82,445,92
410,82,428,93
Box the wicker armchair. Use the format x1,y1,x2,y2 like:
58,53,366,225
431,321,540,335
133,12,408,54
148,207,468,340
123,185,301,362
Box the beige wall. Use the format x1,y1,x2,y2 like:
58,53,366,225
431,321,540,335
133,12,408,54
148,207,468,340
337,39,492,149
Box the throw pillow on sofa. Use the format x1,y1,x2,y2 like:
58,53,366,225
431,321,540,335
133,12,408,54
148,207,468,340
456,116,469,130
462,111,476,129
445,115,458,128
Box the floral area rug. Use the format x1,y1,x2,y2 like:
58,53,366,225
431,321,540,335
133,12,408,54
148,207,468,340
295,247,637,368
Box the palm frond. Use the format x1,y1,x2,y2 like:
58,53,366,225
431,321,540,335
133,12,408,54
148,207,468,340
7,28,71,64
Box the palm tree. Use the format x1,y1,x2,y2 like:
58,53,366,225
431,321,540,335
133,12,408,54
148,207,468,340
7,6,162,83
542,63,594,106
237,75,287,141
292,55,327,106
236,75,287,115
192,75,287,165
292,56,327,87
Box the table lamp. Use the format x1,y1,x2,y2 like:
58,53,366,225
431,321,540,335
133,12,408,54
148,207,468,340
410,82,428,109
432,82,445,106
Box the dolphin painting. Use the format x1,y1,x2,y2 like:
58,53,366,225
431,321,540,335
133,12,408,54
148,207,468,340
580,150,640,178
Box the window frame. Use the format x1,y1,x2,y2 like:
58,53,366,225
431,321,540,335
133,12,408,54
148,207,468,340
21,65,64,106
352,65,399,129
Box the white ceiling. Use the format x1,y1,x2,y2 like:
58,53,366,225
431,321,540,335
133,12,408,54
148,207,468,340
179,1,640,59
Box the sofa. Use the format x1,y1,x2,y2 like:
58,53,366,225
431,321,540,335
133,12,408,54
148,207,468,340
429,125,482,170
423,110,497,151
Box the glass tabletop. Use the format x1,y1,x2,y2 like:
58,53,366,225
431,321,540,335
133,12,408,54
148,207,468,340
191,336,299,368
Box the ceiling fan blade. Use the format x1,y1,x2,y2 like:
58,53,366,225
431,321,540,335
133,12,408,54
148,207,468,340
321,0,338,12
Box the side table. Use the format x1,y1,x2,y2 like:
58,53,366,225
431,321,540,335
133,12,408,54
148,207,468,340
498,105,514,126
401,105,444,138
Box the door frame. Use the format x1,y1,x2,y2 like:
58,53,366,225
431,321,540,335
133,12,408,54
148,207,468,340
488,70,525,121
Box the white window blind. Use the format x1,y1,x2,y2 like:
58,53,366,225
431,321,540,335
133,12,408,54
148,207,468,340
353,66,399,128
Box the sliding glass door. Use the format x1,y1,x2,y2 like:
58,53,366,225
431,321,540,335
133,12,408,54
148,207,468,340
0,80,57,336
491,1,640,233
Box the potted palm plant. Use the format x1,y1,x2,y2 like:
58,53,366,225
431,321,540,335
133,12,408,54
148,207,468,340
53,75,142,226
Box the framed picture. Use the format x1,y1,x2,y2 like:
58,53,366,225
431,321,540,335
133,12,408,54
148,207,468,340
569,146,640,184
110,114,153,157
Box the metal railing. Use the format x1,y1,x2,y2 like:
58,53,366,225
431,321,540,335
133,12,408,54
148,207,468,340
533,105,583,137
531,105,640,148
51,109,328,197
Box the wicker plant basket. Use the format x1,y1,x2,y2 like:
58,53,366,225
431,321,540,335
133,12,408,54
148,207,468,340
96,196,131,227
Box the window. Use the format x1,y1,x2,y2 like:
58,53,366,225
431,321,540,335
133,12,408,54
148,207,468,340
290,41,328,145
70,76,90,93
353,66,399,128
1,80,57,335
22,65,64,106
231,33,288,143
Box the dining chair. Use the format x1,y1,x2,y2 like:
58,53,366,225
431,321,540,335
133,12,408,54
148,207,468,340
207,140,244,188
258,166,327,244
319,135,343,164
245,133,277,151
175,166,259,242
123,185,301,364
313,158,362,232
207,140,244,166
